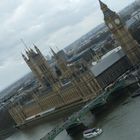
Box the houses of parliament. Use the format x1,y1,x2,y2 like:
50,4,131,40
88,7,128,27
9,0,140,126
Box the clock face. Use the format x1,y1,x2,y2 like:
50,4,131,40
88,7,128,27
114,18,120,25
108,23,113,29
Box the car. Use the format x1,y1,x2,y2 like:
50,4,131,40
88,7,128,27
83,128,103,139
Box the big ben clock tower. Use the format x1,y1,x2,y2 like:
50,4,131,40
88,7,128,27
99,0,140,65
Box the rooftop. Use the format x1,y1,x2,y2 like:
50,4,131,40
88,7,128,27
90,47,126,77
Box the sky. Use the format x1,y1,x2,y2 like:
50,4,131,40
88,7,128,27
0,0,135,91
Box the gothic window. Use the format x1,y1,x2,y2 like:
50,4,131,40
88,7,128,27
39,64,47,72
55,65,62,77
42,76,50,87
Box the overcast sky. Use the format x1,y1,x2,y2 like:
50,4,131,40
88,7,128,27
0,0,135,91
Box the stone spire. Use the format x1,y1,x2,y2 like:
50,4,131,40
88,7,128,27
50,48,57,57
22,53,27,61
34,44,40,53
99,0,108,11
99,0,115,18
33,44,43,57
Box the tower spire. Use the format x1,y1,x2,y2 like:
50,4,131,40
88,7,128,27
33,44,42,55
22,53,28,61
50,47,57,57
99,0,108,11
98,0,115,18
33,44,38,50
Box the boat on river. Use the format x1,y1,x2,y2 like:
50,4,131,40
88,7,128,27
83,128,103,139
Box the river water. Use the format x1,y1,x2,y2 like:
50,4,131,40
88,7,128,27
4,93,140,140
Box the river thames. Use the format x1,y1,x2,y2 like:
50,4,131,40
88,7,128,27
3,92,140,140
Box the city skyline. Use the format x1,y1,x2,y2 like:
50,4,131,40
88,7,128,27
0,0,136,91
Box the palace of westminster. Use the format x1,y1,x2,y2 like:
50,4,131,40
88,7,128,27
9,1,140,126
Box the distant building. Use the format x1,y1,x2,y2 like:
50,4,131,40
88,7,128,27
126,18,136,28
68,48,96,64
90,47,131,88
131,9,140,21
126,9,140,28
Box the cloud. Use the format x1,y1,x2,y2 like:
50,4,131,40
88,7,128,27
0,0,134,91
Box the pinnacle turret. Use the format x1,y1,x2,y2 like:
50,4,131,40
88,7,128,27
33,44,42,55
99,0,116,18
50,48,57,57
99,0,108,11
22,53,28,61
